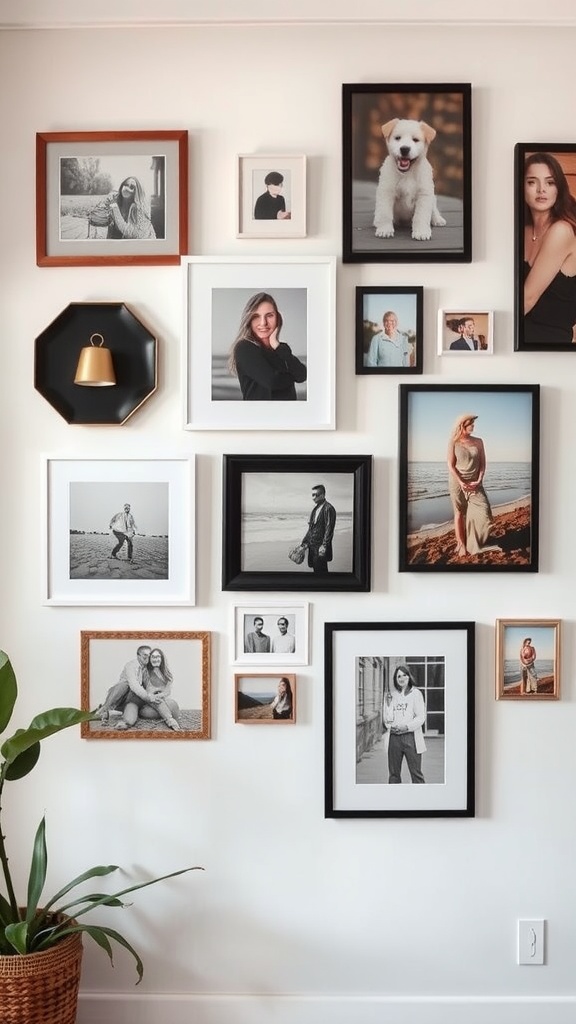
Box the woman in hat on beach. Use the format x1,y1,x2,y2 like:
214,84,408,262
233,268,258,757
447,413,500,558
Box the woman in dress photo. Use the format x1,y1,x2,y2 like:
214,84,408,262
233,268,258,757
523,152,576,346
90,175,156,240
227,292,307,401
383,665,426,784
447,413,501,558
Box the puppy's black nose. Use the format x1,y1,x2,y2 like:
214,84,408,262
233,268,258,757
400,146,410,157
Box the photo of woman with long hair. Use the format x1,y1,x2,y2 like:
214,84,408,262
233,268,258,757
227,291,307,401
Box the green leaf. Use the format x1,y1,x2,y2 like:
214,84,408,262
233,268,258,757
5,920,29,954
0,651,17,735
42,923,145,984
26,818,47,924
42,864,120,914
66,866,203,922
4,742,41,781
1,708,96,767
0,891,15,927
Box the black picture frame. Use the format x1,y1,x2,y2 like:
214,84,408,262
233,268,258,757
514,143,576,351
398,384,540,572
355,286,424,374
222,454,372,592
342,83,472,264
325,621,475,818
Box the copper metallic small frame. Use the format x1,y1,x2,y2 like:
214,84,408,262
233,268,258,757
234,673,296,724
495,619,561,701
81,631,211,740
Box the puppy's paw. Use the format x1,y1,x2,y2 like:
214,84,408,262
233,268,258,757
375,224,394,238
432,213,447,227
412,222,432,240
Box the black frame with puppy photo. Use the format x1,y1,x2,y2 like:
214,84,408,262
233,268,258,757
342,83,472,263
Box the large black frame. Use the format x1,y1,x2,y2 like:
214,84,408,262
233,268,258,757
222,454,372,592
342,83,472,264
355,285,424,375
514,142,576,351
325,621,475,818
398,384,540,573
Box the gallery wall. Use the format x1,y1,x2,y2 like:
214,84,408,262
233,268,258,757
1,6,576,1023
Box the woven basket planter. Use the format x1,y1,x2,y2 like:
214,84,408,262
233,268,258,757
0,922,83,1024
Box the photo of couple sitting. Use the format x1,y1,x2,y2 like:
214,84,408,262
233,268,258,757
98,644,180,731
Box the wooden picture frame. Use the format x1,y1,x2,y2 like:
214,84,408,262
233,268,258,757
342,83,472,263
43,456,195,605
515,143,576,351
183,255,335,431
495,619,560,700
355,286,423,374
398,385,540,572
437,310,494,356
237,154,306,238
222,454,372,592
36,130,188,266
234,673,297,724
81,631,211,740
325,621,475,818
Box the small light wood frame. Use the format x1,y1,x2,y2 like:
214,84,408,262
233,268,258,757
235,673,296,724
495,619,560,700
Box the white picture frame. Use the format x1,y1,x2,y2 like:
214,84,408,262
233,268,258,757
43,456,195,606
437,309,494,355
183,255,335,431
232,602,310,666
237,154,306,238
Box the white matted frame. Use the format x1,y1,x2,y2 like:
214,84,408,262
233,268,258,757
43,456,195,606
325,621,475,818
183,256,335,431
232,602,310,666
237,154,306,238
437,309,494,355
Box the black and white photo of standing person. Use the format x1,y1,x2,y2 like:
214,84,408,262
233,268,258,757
68,481,169,581
240,471,354,575
301,484,337,574
211,287,307,402
271,617,296,654
244,616,271,654
110,502,138,562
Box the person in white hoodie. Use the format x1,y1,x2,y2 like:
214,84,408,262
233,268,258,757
383,664,427,784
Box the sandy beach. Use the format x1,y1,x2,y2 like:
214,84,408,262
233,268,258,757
406,497,532,567
502,674,555,697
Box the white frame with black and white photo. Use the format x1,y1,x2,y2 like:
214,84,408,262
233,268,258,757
325,621,475,818
183,256,335,431
81,630,210,740
43,456,195,605
237,154,306,238
222,454,372,592
232,603,310,666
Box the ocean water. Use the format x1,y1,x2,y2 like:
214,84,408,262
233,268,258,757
407,461,531,533
504,658,554,687
242,511,353,545
241,511,354,572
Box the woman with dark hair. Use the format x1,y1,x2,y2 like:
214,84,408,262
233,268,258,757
227,292,307,401
523,152,576,345
382,665,426,784
116,647,181,732
270,677,293,720
90,176,156,240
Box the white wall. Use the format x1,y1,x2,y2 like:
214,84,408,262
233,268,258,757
1,7,576,1022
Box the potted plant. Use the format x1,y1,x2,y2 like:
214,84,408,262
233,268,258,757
0,650,202,1024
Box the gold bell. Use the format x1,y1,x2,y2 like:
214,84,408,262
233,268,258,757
74,332,116,387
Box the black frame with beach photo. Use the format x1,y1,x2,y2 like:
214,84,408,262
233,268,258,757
342,83,472,264
514,143,576,351
495,619,560,701
234,673,297,724
398,384,540,573
222,454,372,592
325,621,475,818
80,630,211,740
355,286,423,375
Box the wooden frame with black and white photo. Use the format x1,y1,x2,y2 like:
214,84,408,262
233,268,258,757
222,454,372,592
36,130,188,266
81,630,211,740
342,83,471,263
398,384,540,573
325,621,475,818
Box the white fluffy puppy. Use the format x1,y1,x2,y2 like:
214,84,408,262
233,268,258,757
373,118,447,240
